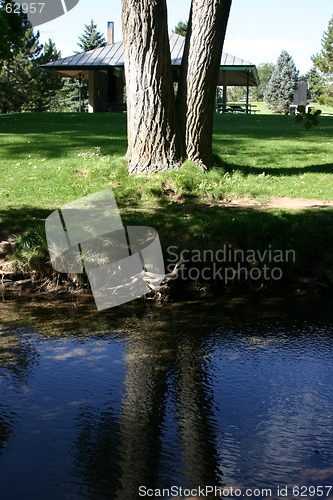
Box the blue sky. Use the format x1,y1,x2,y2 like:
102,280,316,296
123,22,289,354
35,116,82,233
37,0,333,75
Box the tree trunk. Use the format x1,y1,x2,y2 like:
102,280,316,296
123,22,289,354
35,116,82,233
178,0,232,169
122,0,184,174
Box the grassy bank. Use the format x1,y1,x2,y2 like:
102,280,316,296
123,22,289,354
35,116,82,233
1,112,333,291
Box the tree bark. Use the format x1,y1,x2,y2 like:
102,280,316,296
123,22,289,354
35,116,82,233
122,0,184,174
178,0,232,169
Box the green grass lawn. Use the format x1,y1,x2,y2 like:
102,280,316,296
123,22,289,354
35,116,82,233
1,111,333,218
1,111,333,283
213,113,333,201
310,103,333,115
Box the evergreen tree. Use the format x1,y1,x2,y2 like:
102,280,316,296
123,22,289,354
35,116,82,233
311,15,333,106
59,77,88,112
251,62,275,102
60,20,106,112
0,0,63,114
305,68,325,103
266,51,298,114
0,24,63,113
25,39,63,112
77,19,106,52
0,0,36,65
173,21,188,37
0,17,42,113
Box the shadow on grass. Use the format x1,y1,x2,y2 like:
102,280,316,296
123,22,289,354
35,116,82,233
213,114,333,139
213,154,333,177
1,137,128,160
2,113,332,176
0,113,128,160
0,113,127,135
0,206,52,238
122,202,333,283
1,200,333,290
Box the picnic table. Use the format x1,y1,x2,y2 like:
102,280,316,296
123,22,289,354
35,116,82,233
228,105,246,113
106,102,127,113
214,103,258,114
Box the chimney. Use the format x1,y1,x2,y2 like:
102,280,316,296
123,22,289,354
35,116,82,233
107,21,114,45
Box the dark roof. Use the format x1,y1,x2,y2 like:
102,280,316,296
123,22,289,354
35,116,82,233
42,33,259,86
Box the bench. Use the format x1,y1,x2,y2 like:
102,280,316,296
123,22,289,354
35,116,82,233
228,105,246,113
108,102,127,113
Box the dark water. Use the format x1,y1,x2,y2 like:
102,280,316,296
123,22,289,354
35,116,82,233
0,293,333,499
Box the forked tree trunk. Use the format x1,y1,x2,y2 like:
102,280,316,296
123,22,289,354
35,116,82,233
178,0,232,169
122,0,184,174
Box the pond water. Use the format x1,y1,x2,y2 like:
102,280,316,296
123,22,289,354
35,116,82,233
0,293,333,500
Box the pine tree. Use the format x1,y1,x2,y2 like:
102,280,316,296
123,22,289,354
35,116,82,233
0,1,64,114
311,15,333,106
59,77,88,112
0,18,42,113
305,67,325,104
0,0,35,66
25,39,63,112
77,19,106,53
173,21,188,37
60,20,106,112
266,51,298,114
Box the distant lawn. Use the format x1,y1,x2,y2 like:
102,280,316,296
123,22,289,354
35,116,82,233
1,111,333,283
234,101,333,115
250,102,273,114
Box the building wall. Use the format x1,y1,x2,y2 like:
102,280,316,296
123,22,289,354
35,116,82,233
88,70,108,113
89,69,125,113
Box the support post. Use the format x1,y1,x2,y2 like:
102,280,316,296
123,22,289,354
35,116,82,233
79,72,82,113
222,71,227,105
88,71,94,113
246,71,250,114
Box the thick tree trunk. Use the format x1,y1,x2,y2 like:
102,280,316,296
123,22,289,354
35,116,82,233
122,0,184,174
178,0,232,169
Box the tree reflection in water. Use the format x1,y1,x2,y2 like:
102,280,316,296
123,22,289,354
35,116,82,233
0,327,39,457
68,305,221,498
175,333,222,487
72,404,122,499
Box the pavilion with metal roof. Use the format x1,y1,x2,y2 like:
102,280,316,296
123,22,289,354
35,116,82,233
41,32,259,113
